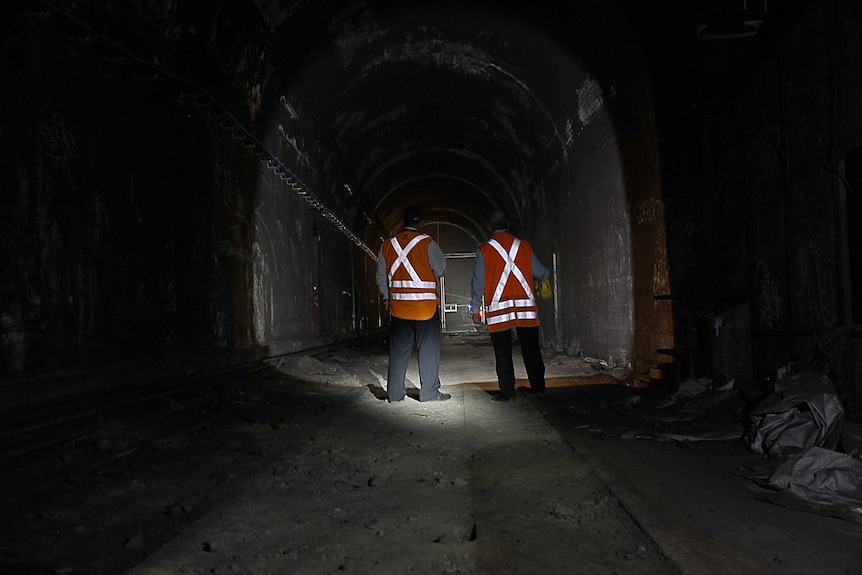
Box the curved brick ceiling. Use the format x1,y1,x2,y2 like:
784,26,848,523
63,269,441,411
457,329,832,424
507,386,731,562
262,0,607,241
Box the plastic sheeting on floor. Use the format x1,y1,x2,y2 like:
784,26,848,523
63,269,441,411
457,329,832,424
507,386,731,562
596,366,862,524
743,371,844,457
740,370,862,524
752,446,862,524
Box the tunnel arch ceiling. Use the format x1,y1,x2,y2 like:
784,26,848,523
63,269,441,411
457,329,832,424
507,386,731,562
262,0,670,370
283,2,580,238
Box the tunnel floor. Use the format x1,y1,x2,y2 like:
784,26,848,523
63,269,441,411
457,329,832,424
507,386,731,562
2,333,861,574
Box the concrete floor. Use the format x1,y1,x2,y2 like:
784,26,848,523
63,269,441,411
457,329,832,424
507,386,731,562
2,332,862,574
449,332,862,575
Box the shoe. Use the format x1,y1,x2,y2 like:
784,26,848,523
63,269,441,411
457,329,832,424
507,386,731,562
389,397,404,403
523,388,545,396
421,391,451,402
491,394,514,402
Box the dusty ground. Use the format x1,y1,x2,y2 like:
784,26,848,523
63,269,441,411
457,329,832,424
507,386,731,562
2,332,862,574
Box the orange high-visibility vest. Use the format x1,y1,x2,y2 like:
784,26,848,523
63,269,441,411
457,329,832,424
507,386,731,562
480,231,539,332
382,231,439,320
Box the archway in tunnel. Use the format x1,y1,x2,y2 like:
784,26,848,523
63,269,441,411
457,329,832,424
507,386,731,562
250,0,671,374
376,172,501,240
419,221,482,334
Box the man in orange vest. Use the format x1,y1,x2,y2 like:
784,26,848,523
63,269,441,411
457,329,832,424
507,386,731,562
376,205,450,402
470,210,550,401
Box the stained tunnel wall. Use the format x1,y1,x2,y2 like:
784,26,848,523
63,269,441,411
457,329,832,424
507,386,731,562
1,3,382,381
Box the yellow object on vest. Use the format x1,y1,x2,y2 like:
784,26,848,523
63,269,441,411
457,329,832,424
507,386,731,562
538,278,552,300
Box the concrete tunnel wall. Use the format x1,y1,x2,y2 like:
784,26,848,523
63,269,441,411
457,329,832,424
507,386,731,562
1,2,670,393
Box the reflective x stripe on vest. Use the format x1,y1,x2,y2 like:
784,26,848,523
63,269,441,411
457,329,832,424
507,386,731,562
486,238,538,328
388,234,437,301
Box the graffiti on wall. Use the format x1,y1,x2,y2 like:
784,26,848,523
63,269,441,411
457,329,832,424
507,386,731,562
559,76,605,163
634,197,662,225
653,249,670,296
577,76,603,128
631,197,670,295
684,209,705,237
214,163,252,262
793,238,836,328
562,118,574,162
37,112,79,169
252,233,273,343
278,124,309,168
255,203,279,280
755,260,782,329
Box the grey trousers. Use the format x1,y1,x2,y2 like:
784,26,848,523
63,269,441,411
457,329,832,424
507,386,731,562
387,311,441,401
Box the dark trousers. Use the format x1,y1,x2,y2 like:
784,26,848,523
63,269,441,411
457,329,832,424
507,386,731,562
387,311,441,401
490,326,545,397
